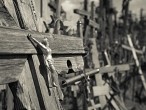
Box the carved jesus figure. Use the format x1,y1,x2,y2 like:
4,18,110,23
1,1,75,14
27,35,64,101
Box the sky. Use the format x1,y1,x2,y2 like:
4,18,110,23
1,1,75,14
61,0,146,29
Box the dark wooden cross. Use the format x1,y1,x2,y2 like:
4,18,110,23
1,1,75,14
74,1,99,44
54,0,61,35
74,1,99,69
0,26,85,110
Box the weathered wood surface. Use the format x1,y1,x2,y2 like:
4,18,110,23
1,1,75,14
0,55,26,84
54,56,84,74
31,55,62,110
90,38,100,68
0,55,83,84
94,76,121,110
0,3,18,27
14,0,37,30
3,0,19,26
22,60,40,109
93,84,109,96
4,0,53,32
0,26,84,55
99,64,130,74
8,60,40,110
95,73,107,109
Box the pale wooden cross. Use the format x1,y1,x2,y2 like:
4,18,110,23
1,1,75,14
126,35,146,91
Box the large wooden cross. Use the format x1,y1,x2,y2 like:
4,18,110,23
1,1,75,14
0,26,85,110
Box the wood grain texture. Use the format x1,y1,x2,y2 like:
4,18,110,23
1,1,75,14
54,55,84,74
74,9,98,18
3,0,20,27
9,67,32,110
16,0,37,30
7,60,41,110
0,3,18,27
0,26,84,55
0,55,26,84
31,55,62,110
23,60,41,109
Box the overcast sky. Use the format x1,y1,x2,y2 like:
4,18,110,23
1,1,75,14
62,0,146,28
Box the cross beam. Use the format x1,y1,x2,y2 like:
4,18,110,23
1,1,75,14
100,64,130,74
74,9,90,17
74,9,98,18
122,44,143,54
87,19,99,29
0,26,84,55
62,64,130,86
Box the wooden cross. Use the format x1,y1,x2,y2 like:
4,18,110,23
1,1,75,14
88,65,130,110
74,1,99,44
0,26,85,110
54,0,61,35
126,35,146,91
74,1,107,109
102,50,129,110
93,64,130,110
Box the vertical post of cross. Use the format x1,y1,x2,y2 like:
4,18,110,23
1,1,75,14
54,0,61,35
91,1,95,38
107,0,114,45
83,0,88,36
40,0,43,17
99,0,106,51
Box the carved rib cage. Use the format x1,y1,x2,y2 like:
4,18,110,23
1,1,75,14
0,27,85,110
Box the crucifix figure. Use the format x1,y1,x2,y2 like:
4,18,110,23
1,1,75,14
27,35,64,101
